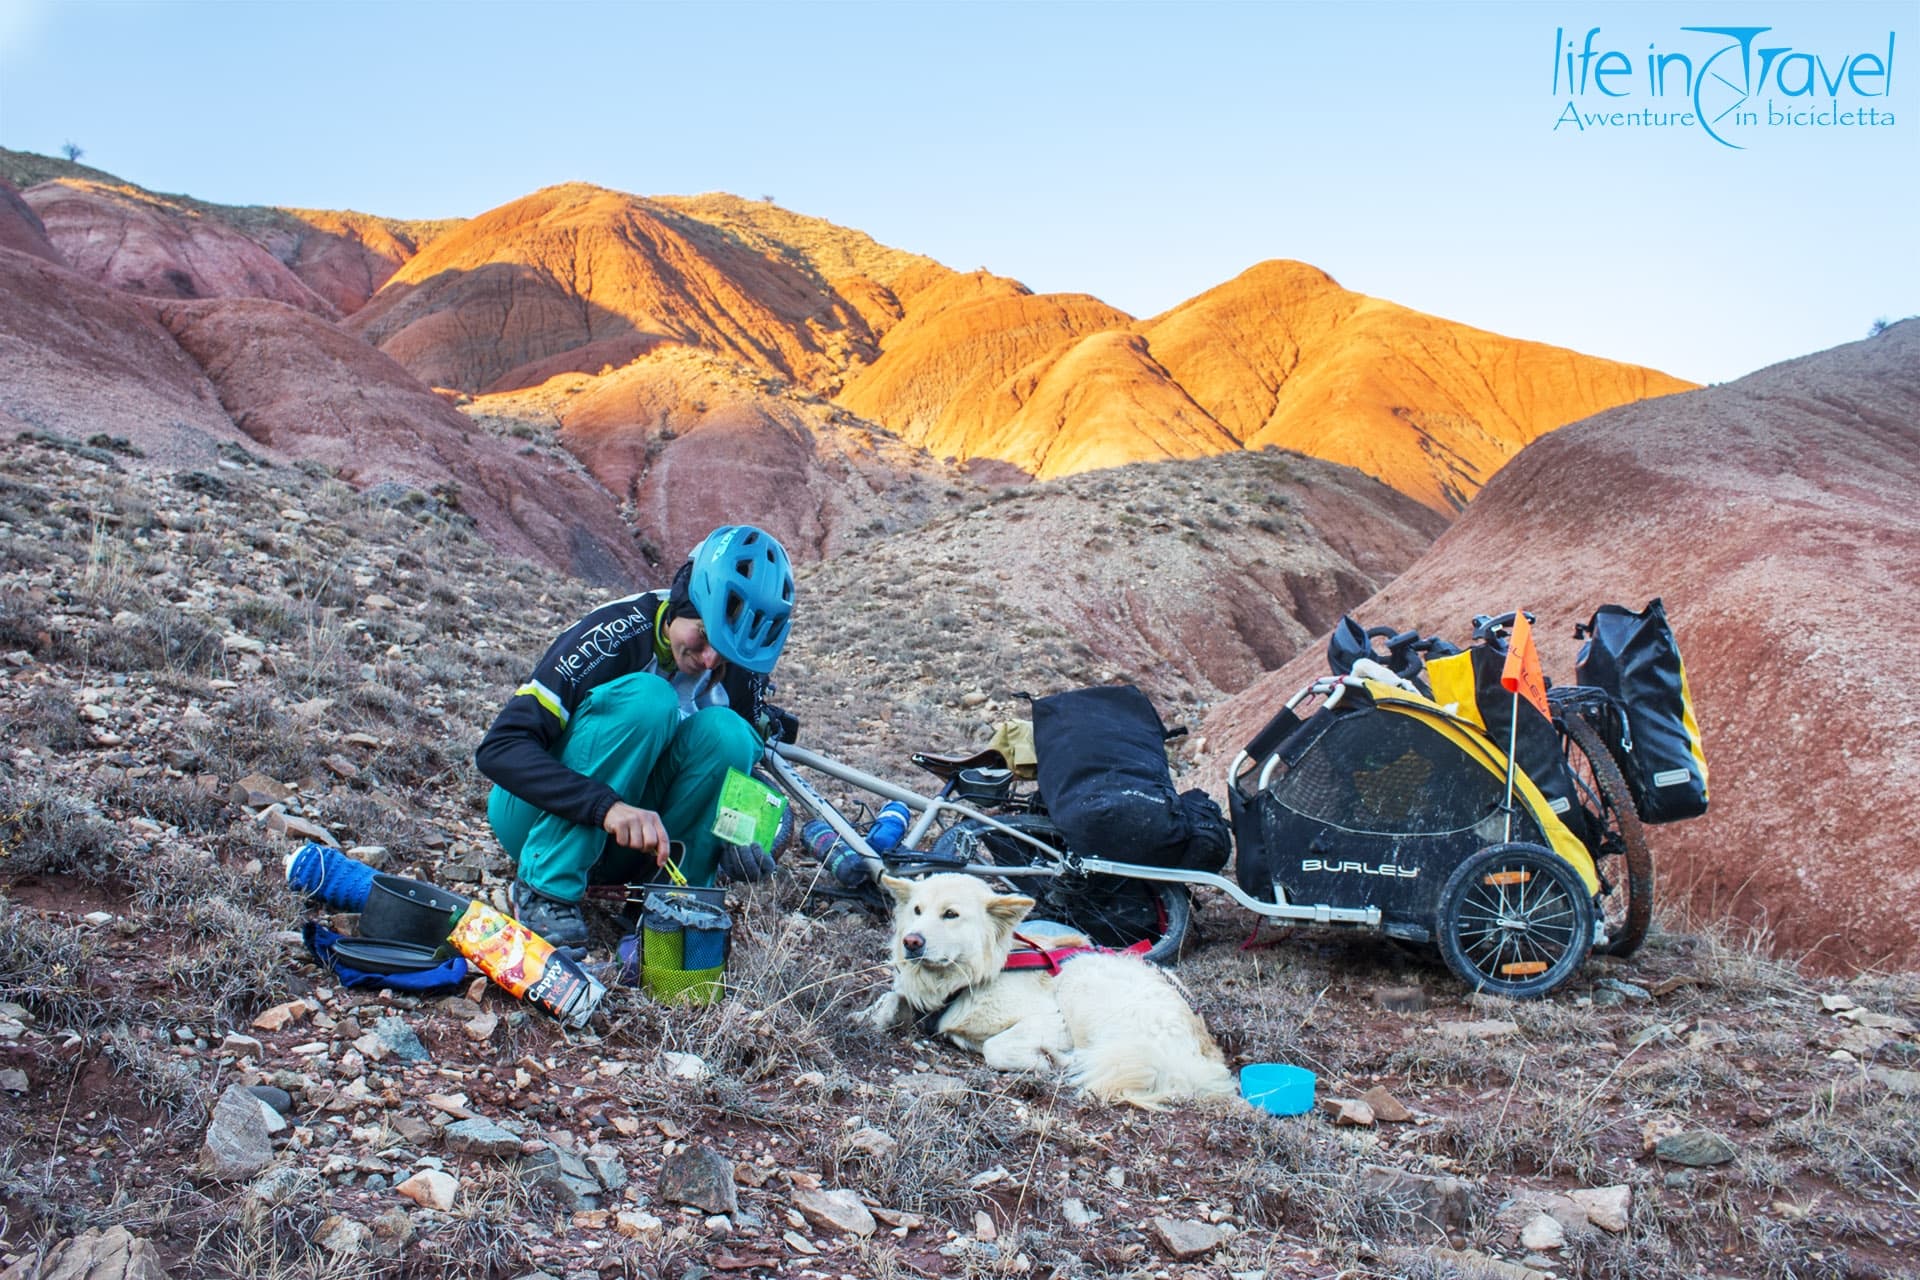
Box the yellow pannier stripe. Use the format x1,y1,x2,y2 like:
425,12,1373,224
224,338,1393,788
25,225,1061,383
1423,651,1485,730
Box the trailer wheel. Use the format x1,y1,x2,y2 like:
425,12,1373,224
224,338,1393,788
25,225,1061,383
1435,842,1593,998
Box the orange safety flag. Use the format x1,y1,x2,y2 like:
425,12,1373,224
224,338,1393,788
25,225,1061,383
1500,611,1552,719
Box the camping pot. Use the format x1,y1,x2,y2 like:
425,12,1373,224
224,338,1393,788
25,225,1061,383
360,874,464,948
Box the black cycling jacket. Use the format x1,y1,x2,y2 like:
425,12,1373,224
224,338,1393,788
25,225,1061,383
475,591,769,829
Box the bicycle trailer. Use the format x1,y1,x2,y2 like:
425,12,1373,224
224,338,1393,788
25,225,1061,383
1230,673,1604,998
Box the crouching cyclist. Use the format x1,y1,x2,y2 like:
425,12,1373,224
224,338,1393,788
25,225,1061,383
476,525,797,953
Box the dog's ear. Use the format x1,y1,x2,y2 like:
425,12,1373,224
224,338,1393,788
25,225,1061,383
880,874,917,908
985,893,1036,927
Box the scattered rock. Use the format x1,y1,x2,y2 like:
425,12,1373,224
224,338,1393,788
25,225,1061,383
1062,1197,1099,1228
0,1069,26,1093
1322,1097,1375,1126
201,1084,276,1181
230,772,292,807
221,1032,265,1059
463,1013,499,1042
791,1186,876,1238
248,1166,317,1206
313,1215,370,1257
1595,978,1651,1002
1629,1022,1681,1048
1360,1165,1475,1237
843,1126,898,1160
244,1084,294,1121
662,1051,710,1082
2,1225,168,1280
521,1146,602,1211
1520,1213,1566,1250
1359,1085,1413,1122
1436,1019,1519,1040
252,1000,312,1033
372,1015,430,1063
585,1148,627,1192
444,1117,523,1159
658,1146,737,1215
1868,1065,1920,1096
893,1071,966,1101
368,1207,415,1253
396,1169,459,1211
614,1210,662,1237
973,1210,997,1242
1654,1130,1736,1167
1151,1216,1228,1260
1569,1185,1632,1232
1389,1247,1549,1280
1372,985,1429,1013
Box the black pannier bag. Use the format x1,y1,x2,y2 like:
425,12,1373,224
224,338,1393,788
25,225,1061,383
1574,599,1709,824
1031,684,1230,872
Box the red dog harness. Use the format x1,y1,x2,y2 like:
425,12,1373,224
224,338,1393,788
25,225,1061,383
913,933,1153,1036
1002,932,1153,973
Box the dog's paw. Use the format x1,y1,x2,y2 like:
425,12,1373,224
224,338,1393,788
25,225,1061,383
858,992,907,1031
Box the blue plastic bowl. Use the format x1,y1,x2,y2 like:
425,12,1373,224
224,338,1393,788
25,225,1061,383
1240,1062,1316,1116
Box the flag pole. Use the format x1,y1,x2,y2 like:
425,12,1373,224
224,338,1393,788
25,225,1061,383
1504,687,1520,842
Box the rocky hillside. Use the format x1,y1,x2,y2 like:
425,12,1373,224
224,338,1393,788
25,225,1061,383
2,432,1916,1280
1204,320,1920,974
778,449,1446,784
0,149,457,314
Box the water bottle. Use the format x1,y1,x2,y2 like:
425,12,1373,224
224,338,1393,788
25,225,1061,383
865,801,911,854
801,820,872,887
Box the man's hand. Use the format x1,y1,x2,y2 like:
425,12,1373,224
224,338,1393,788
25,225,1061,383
602,802,669,864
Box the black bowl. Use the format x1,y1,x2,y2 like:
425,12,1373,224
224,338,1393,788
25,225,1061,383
360,874,464,948
330,937,446,975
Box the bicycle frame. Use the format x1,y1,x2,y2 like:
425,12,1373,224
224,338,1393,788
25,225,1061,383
762,740,1382,927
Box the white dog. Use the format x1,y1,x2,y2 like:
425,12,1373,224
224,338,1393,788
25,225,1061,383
860,873,1236,1109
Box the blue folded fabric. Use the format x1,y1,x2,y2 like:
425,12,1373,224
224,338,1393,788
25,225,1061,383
303,922,469,992
285,842,376,911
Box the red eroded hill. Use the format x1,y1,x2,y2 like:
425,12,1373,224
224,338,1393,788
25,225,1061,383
24,180,337,317
1202,321,1920,973
0,247,246,460
346,185,880,394
0,179,63,265
154,298,650,586
486,347,980,564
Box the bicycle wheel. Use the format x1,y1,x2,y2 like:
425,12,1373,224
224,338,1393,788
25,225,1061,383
1435,842,1593,999
928,814,1191,966
1559,713,1653,957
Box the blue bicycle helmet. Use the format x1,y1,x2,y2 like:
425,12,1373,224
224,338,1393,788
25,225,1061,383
687,525,794,674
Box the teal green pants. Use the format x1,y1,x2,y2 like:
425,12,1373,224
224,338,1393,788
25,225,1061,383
488,672,761,899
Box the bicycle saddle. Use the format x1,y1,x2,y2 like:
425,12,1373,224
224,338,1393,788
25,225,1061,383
910,747,1009,779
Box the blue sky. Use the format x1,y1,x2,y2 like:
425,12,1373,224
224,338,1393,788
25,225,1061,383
1,0,1913,384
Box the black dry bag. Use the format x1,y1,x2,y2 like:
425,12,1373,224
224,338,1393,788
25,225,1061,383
1031,684,1229,872
1574,599,1709,824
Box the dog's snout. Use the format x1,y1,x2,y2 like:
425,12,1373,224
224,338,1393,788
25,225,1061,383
901,932,925,957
